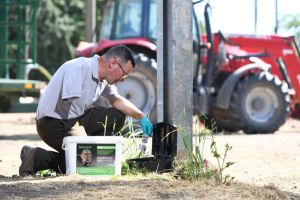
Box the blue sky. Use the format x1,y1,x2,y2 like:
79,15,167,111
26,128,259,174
194,0,299,36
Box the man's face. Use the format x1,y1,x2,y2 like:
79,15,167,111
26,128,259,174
106,57,133,85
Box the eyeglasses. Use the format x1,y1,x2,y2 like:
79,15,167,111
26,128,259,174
114,56,128,79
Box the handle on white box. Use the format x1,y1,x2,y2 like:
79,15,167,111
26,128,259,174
62,140,67,151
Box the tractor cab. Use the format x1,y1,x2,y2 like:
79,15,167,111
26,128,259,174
76,0,213,123
100,0,157,41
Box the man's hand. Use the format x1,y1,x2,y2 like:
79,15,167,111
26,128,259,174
140,116,153,136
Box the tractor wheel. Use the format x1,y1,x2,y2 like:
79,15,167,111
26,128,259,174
230,72,290,134
115,53,157,123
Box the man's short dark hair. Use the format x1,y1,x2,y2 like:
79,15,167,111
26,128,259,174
104,45,136,68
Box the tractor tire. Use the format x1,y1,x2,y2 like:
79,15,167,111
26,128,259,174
230,72,290,134
115,53,157,123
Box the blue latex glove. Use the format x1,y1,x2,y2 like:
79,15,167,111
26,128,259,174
140,116,153,136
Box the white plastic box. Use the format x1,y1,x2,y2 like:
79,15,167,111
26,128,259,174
62,136,123,176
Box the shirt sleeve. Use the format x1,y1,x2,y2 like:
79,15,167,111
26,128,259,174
101,84,118,102
61,64,83,100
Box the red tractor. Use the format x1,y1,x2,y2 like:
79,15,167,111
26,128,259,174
76,0,300,134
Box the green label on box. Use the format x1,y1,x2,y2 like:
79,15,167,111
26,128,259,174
76,143,116,175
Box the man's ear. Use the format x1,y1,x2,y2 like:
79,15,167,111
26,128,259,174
108,58,116,69
107,59,113,69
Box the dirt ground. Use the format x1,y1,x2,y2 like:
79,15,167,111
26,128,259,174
0,113,299,199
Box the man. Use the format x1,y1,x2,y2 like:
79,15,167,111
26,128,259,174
19,45,153,176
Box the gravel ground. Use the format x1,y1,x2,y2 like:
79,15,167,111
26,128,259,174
0,113,299,199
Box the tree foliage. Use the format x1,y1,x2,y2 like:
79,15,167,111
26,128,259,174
37,0,105,74
281,14,300,44
37,0,84,73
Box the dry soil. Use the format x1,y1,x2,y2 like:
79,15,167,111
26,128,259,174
0,113,299,200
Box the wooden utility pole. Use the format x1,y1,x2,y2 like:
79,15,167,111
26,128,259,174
275,0,278,34
85,0,96,42
254,0,257,33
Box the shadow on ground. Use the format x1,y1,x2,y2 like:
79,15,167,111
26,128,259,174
0,134,40,141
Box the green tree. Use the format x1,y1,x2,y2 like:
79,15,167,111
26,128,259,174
37,0,85,73
281,14,300,44
37,0,105,74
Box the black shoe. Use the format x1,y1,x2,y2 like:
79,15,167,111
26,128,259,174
19,145,36,176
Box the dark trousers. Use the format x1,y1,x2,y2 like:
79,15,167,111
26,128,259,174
34,107,126,174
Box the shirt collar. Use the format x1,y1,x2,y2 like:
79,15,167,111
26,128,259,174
92,55,100,82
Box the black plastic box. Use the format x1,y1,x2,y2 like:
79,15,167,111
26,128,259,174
126,122,177,172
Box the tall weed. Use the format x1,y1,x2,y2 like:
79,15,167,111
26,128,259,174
174,115,234,184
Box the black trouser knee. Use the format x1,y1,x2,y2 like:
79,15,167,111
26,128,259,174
79,107,126,136
35,117,77,173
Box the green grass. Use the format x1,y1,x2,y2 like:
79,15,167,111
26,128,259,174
172,115,235,184
104,115,234,184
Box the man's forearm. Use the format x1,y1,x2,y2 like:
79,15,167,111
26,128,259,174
111,96,144,119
